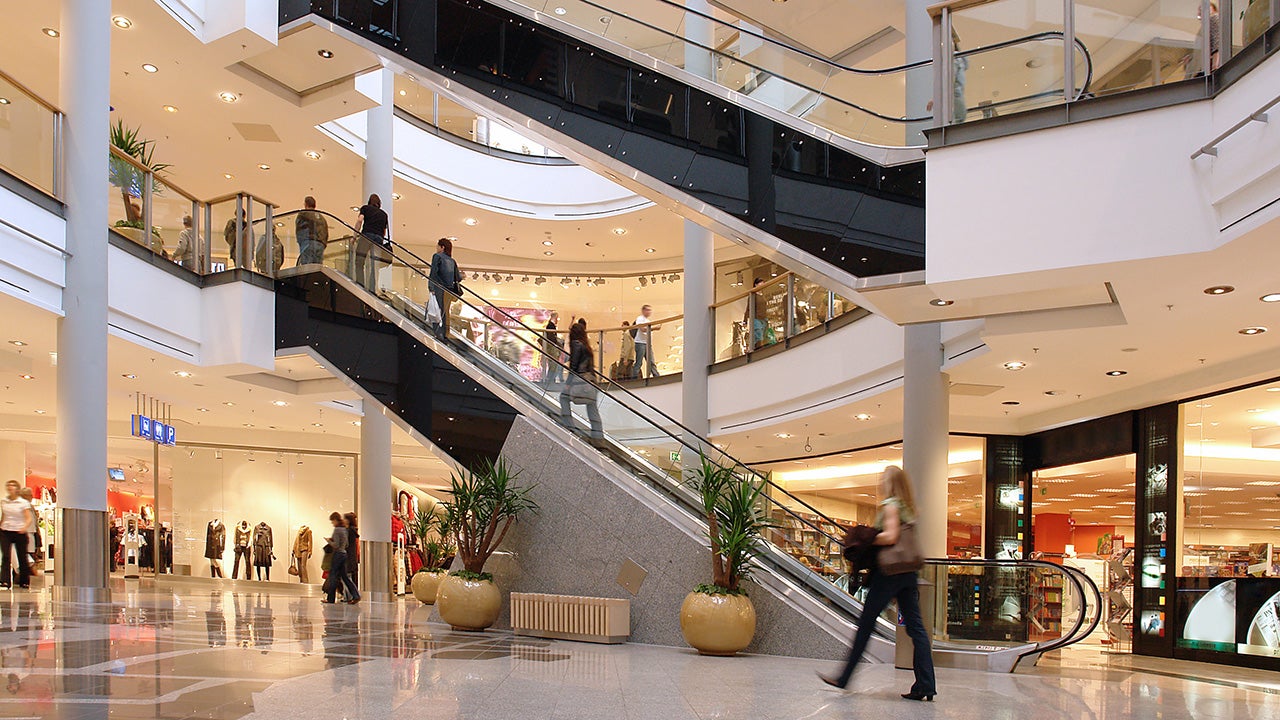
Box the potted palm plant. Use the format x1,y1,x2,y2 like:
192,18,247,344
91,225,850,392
409,510,455,605
436,458,537,631
679,455,775,656
109,120,170,254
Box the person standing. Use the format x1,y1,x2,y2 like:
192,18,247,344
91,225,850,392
343,512,360,603
353,194,390,291
296,196,329,266
820,465,935,702
618,321,636,380
632,305,661,378
321,512,360,605
542,311,563,384
174,215,198,270
559,323,604,442
428,237,463,340
0,481,34,590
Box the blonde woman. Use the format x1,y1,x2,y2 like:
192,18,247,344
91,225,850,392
820,465,936,702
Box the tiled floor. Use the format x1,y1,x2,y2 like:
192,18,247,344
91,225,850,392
0,579,1276,719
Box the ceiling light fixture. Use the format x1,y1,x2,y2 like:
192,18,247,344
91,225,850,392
1240,326,1268,335
142,63,158,73
317,49,334,59
612,227,627,236
223,401,235,407
775,433,793,439
1204,285,1234,295
1044,390,1061,396
163,105,178,113
854,413,872,421
304,150,321,160
218,91,239,103
196,407,209,412
121,373,137,379
18,374,33,380
112,16,133,29
1002,401,1021,406
8,340,26,347
392,192,401,200
1106,370,1128,376
42,28,60,38
1262,293,1280,303
554,6,567,14
34,409,46,414
223,173,233,180
929,299,954,307
542,240,553,246
1003,361,1027,371
272,400,289,407
257,163,270,170
174,370,193,378
644,248,656,253
464,217,478,226
0,99,9,105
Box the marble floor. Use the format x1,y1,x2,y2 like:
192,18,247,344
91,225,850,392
0,579,1275,719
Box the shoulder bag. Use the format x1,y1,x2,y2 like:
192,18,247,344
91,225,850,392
877,520,925,575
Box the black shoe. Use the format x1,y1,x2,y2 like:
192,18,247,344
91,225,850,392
901,693,935,702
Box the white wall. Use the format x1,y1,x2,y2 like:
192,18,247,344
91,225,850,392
926,50,1280,287
0,184,64,314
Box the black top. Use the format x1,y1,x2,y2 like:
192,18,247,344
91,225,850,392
359,204,389,241
544,320,562,348
568,339,594,375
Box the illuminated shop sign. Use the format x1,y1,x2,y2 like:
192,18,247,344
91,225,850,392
131,414,176,446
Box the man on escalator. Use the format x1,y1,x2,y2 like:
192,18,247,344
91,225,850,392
296,196,329,266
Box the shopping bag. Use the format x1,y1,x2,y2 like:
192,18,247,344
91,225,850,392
426,293,443,326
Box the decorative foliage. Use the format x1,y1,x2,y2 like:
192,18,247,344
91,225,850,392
109,120,170,221
410,507,455,572
686,455,776,594
441,458,537,575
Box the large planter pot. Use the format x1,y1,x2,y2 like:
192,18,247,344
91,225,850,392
680,591,756,656
436,574,501,631
411,571,446,605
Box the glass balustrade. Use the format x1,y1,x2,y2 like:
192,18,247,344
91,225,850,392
0,71,59,198
713,272,860,362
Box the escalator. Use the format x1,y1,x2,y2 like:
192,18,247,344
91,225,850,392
266,210,1099,670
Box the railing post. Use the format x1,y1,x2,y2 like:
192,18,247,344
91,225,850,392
1201,0,1212,77
746,289,757,353
1063,0,1076,102
202,202,212,273
51,112,64,199
597,330,605,374
234,195,246,270
142,170,154,255
265,203,275,277
827,291,836,323
932,9,948,128
785,274,796,339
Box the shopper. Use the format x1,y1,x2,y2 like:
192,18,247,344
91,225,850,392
254,228,286,277
321,512,360,605
18,488,39,577
559,322,604,442
296,196,329,266
618,321,636,380
343,512,360,603
174,215,197,269
542,311,563,385
0,481,34,590
745,278,767,350
428,237,463,340
819,465,935,702
353,194,390,292
633,305,660,378
223,216,247,268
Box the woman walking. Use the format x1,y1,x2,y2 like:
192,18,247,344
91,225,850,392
428,237,463,340
558,322,604,442
820,465,935,701
321,512,360,605
343,512,360,603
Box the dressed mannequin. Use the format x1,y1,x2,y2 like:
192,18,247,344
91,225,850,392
232,521,252,580
252,522,274,581
291,526,313,583
205,519,225,577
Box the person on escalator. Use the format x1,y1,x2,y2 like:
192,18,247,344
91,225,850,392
429,237,464,341
296,196,329,266
353,194,390,293
819,465,935,702
558,322,604,444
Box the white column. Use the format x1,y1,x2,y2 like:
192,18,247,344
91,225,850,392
358,405,393,599
56,0,111,599
902,322,949,558
362,68,394,228
682,221,714,441
684,0,715,81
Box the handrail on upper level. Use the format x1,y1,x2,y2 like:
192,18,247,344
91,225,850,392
1192,91,1280,159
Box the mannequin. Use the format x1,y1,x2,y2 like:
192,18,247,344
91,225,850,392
291,525,313,583
205,519,225,577
252,522,274,581
122,520,145,579
232,520,252,580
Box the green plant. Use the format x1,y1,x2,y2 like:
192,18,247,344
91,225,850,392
686,455,776,595
410,508,455,572
109,120,170,222
450,569,493,583
113,219,162,237
441,457,537,575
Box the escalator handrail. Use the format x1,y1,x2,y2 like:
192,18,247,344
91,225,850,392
491,0,1095,124
258,210,863,547
1048,564,1103,653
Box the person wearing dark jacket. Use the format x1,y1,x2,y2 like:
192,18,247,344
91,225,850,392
296,196,329,266
322,512,360,604
428,237,463,340
353,194,389,291
558,323,604,441
342,513,359,602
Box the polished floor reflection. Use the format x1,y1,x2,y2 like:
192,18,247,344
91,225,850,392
0,581,1275,719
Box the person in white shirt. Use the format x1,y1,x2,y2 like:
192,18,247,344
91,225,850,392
633,305,661,378
0,481,34,589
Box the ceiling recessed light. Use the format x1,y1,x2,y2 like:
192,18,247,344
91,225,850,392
312,422,324,427
1003,361,1027,371
644,248,656,253
775,433,793,439
352,420,362,427
544,251,554,256
317,49,334,59
34,409,46,414
1002,401,1021,406
257,163,270,170
392,192,402,200
8,340,26,347
223,401,235,407
1106,370,1128,376
218,91,239,103
1262,293,1280,303
42,28,59,38
18,374,33,380
271,400,289,407
196,407,209,412
554,6,567,14
1247,408,1266,413
142,63,158,73
1204,285,1234,295
1121,347,1139,352
0,98,9,105
612,227,627,236
1240,326,1268,335
223,173,233,180
854,413,872,421
174,370,193,378
929,299,954,307
304,150,321,160
464,217,478,226
1044,390,1061,396
542,240,554,246
121,373,137,379
163,105,178,113
112,16,132,29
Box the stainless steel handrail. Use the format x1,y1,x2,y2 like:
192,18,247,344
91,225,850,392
1192,91,1280,159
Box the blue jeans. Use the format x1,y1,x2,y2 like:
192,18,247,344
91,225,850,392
634,342,659,378
324,551,360,602
835,571,935,695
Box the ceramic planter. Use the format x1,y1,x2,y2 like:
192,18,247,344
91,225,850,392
436,574,502,631
411,570,446,604
680,591,756,656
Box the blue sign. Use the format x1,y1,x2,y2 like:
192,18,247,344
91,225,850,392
132,414,176,446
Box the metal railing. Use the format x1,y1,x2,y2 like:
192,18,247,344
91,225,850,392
0,69,63,199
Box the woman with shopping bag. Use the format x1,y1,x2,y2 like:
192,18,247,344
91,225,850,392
429,237,463,340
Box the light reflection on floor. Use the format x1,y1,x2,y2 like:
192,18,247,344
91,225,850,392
0,579,1275,719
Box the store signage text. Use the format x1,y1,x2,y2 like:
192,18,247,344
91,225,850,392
131,414,177,446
